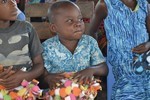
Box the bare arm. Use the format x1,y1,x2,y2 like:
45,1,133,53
0,54,44,89
73,62,108,83
146,4,150,36
25,54,44,81
88,0,107,38
90,62,108,76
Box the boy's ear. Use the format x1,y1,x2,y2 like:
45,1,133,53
49,23,57,33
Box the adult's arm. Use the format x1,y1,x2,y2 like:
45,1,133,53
146,4,150,35
88,0,107,38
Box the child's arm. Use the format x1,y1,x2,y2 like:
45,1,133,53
0,54,44,90
74,36,108,84
41,39,65,89
73,63,108,84
88,0,107,38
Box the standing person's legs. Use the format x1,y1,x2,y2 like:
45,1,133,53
107,62,115,100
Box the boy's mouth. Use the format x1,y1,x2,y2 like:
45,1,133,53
74,30,83,33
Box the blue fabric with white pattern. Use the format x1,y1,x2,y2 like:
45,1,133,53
104,0,150,99
42,35,105,73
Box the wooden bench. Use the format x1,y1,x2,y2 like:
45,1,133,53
25,1,94,41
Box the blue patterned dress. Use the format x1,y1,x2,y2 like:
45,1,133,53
104,0,150,99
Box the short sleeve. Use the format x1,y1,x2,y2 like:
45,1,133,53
27,22,43,58
42,41,53,72
90,37,106,65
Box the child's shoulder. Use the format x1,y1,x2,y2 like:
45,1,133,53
42,35,58,46
14,20,34,29
15,20,31,25
17,20,33,27
82,34,98,42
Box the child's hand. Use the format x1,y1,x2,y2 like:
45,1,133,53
44,73,65,89
0,66,15,79
132,42,150,54
73,68,94,84
0,70,23,90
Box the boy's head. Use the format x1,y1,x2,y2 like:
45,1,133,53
0,0,18,21
48,1,85,40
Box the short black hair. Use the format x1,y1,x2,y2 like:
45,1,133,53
47,0,80,23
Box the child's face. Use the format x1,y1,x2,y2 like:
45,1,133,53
52,5,85,41
0,0,18,21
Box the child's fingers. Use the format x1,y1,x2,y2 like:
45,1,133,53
4,66,13,73
1,76,14,85
72,74,79,80
83,77,89,84
2,70,15,79
55,75,65,80
72,72,81,79
5,82,18,90
77,76,85,83
0,66,13,78
49,81,57,90
0,65,3,73
58,74,65,77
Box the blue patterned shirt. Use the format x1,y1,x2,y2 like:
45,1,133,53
42,35,105,73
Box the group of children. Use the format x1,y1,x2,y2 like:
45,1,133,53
0,0,149,100
0,0,107,98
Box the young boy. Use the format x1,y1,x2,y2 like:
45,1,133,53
42,1,108,89
0,0,44,89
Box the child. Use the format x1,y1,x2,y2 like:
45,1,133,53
42,1,108,90
0,0,44,90
88,0,150,100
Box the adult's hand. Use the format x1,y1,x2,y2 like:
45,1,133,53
132,42,150,54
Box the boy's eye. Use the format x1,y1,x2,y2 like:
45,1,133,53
66,19,73,23
1,0,7,3
78,18,83,22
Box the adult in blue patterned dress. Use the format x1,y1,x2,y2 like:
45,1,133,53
88,0,150,100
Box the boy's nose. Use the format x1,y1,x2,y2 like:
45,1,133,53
74,21,82,27
9,0,17,5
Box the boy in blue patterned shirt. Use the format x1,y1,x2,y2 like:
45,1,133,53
42,1,108,89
